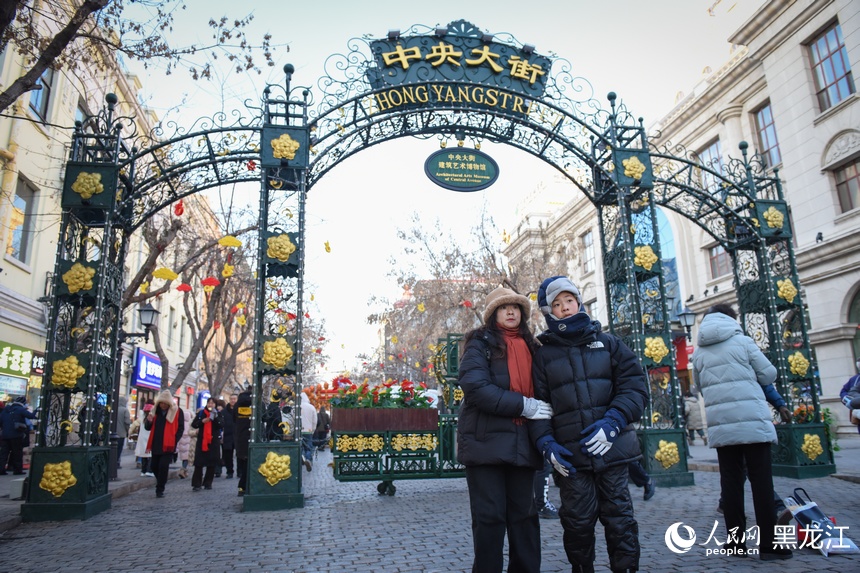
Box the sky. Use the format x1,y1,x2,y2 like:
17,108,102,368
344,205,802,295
129,0,764,377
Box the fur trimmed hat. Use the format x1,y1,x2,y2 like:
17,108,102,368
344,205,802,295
482,287,531,324
537,276,582,315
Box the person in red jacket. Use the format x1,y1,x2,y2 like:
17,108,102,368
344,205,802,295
145,390,184,498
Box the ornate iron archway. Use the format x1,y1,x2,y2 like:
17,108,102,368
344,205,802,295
23,20,831,521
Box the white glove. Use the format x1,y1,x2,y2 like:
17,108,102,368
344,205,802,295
522,397,553,420
583,428,614,456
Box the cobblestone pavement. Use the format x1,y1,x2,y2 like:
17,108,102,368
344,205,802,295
0,442,857,572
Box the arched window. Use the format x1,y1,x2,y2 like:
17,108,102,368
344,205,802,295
849,290,860,360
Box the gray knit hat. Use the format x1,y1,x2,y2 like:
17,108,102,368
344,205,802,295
538,276,582,315
482,287,531,323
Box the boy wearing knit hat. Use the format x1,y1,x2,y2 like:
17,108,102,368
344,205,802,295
529,276,648,573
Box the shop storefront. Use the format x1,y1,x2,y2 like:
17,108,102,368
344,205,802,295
0,340,44,408
130,347,162,419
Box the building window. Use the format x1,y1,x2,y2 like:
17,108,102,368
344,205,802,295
167,306,175,347
180,316,187,353
835,157,860,213
28,67,55,121
708,245,732,279
581,230,595,274
809,23,855,112
583,299,596,317
754,103,781,168
697,140,723,194
6,179,36,263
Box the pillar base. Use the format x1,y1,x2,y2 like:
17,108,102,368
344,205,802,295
242,442,305,512
772,423,836,479
638,428,695,487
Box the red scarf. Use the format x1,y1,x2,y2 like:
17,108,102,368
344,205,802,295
201,408,213,452
501,327,533,424
146,409,179,453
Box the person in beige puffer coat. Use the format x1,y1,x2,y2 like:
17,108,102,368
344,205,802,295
683,392,706,445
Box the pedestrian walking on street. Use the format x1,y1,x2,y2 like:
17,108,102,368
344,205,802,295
235,389,252,496
0,396,37,475
683,391,707,445
116,396,131,468
191,397,222,491
176,407,192,478
222,394,238,478
314,406,331,451
144,390,184,498
134,401,154,476
300,391,317,472
458,286,550,573
691,303,793,561
530,275,648,573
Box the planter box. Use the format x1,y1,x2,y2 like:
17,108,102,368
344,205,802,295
331,408,439,432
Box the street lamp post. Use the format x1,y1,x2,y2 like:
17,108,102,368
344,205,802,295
109,303,160,480
678,307,697,341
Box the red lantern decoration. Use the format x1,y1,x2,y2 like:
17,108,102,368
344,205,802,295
174,200,184,217
176,283,192,292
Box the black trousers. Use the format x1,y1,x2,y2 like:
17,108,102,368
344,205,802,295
465,464,540,573
0,438,24,473
237,457,248,491
716,442,777,550
558,464,640,573
222,447,235,474
150,452,172,494
192,464,216,488
532,459,551,506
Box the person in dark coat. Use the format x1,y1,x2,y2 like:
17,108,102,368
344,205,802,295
529,276,648,573
457,286,552,573
221,394,238,478
235,390,252,496
144,389,184,498
190,397,222,491
0,396,37,475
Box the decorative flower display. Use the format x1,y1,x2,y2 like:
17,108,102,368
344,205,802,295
633,245,658,271
330,377,435,409
262,338,294,369
266,234,297,262
800,433,823,461
622,155,647,180
51,356,85,389
643,336,669,364
257,451,292,486
70,172,104,199
654,440,680,469
762,206,784,229
62,262,96,294
787,351,810,376
39,461,77,498
793,404,815,423
776,278,798,303
270,133,301,160
152,267,178,280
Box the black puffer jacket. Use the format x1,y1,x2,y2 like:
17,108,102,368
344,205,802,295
529,322,648,472
456,329,543,470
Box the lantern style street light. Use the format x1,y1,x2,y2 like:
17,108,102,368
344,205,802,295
678,307,697,341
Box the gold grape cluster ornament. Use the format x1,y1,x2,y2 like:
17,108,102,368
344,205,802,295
262,338,294,370
51,356,85,389
70,172,104,200
788,351,810,376
267,234,297,262
622,155,646,180
257,451,292,486
776,279,798,303
801,433,823,461
762,206,784,229
644,337,669,364
62,262,96,294
634,245,658,271
654,440,680,469
39,461,77,497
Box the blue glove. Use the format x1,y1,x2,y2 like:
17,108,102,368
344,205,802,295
579,408,627,457
535,435,575,477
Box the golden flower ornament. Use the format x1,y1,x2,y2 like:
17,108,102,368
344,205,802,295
270,134,301,160
71,172,104,200
787,351,810,376
776,279,798,303
62,262,96,294
51,356,85,389
634,245,658,271
644,337,669,364
257,451,292,486
762,206,784,229
801,433,823,461
40,461,77,497
262,338,294,369
654,440,680,469
267,234,297,262
336,434,385,453
622,155,647,180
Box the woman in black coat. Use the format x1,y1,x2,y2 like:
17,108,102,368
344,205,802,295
457,287,552,573
190,397,222,491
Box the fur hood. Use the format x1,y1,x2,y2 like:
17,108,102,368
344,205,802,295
154,389,179,423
